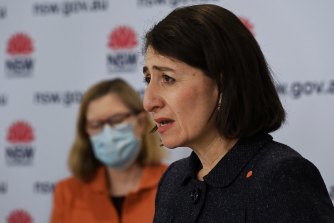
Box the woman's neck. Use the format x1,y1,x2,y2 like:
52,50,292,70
105,163,144,196
193,134,237,181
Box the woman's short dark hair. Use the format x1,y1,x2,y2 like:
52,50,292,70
144,4,285,139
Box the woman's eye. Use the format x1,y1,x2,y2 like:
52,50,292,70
88,122,102,130
143,76,151,84
162,74,175,84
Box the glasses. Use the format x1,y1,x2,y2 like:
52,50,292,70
86,112,136,134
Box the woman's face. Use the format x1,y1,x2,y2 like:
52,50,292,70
85,93,145,138
143,47,219,149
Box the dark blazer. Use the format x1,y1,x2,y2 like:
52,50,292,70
154,134,334,223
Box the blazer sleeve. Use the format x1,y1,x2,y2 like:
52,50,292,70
256,156,334,222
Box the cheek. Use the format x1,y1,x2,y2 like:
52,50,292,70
173,89,203,125
130,120,142,138
179,87,217,127
134,126,141,138
172,89,194,112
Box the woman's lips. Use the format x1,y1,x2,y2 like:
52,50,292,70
154,118,175,134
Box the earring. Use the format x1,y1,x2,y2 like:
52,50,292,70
217,94,223,110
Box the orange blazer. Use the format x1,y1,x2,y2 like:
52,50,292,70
50,164,167,223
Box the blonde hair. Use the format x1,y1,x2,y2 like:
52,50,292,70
68,78,163,182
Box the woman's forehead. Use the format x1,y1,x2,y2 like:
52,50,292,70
144,48,186,72
86,94,129,119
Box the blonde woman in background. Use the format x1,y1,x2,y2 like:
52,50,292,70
50,78,166,223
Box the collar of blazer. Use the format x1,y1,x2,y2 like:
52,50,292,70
181,134,273,187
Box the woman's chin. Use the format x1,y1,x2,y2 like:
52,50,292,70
161,139,184,149
161,143,176,149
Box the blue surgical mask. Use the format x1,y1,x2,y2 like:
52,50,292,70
90,122,140,169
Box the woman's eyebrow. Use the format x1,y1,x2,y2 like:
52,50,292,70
143,65,175,74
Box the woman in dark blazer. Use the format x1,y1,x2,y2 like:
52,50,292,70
142,4,334,222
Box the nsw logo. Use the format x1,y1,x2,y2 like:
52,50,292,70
107,26,138,72
7,209,33,223
5,33,35,78
5,121,35,166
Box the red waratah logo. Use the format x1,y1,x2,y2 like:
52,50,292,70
239,17,255,35
7,121,34,144
108,26,137,50
6,33,34,56
7,209,33,223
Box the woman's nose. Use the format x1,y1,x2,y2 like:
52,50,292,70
143,83,162,113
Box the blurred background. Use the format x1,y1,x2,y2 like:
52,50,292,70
1,0,333,222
